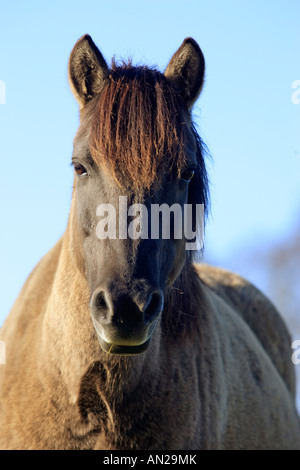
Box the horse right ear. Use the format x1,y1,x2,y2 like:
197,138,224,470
164,38,205,110
68,35,109,108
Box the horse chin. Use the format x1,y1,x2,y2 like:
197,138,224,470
91,315,158,356
98,336,151,356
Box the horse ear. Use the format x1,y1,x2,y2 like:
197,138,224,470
68,34,109,108
164,38,205,110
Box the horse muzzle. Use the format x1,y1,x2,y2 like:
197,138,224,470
89,288,164,355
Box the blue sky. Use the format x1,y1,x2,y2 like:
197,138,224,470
0,0,300,325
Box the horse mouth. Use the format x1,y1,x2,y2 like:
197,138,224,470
91,314,158,356
98,336,151,356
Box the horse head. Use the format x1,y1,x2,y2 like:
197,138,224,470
68,35,208,355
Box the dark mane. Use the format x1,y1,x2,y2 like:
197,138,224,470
89,61,209,212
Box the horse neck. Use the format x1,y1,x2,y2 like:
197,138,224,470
39,196,95,392
162,261,203,343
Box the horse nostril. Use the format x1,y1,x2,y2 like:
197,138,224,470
144,290,164,323
92,290,111,323
95,291,107,311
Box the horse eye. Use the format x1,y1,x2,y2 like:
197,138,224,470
74,164,87,176
180,169,195,182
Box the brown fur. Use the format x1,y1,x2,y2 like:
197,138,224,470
0,35,299,450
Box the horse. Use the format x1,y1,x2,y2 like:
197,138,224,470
0,35,299,450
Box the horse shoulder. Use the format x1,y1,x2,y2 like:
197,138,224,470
0,238,63,341
194,263,295,398
0,238,63,449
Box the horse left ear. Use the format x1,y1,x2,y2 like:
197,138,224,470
68,34,109,108
164,38,205,110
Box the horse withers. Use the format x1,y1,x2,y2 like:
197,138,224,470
0,35,299,449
